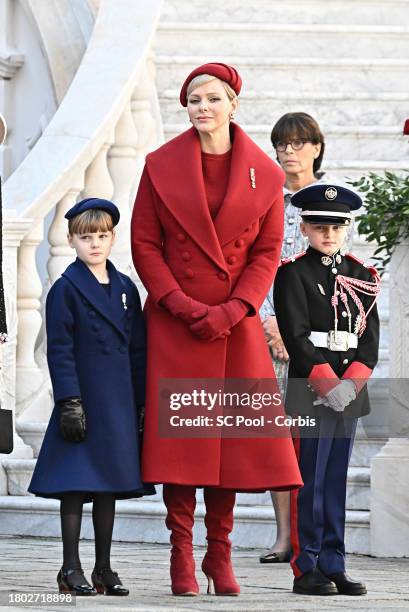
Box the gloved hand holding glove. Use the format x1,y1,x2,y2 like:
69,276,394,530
57,397,86,442
161,290,208,324
189,299,248,341
314,379,357,412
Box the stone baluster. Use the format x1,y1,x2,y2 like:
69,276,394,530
47,182,84,284
131,61,157,189
107,103,138,273
82,137,114,201
15,221,44,422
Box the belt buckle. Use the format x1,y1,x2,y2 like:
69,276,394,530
328,330,349,351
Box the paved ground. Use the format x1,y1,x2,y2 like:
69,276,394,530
0,536,408,611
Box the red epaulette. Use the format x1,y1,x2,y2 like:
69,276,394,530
345,253,380,282
279,250,306,266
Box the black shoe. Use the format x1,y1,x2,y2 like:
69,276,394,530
91,568,129,596
259,549,291,564
57,567,97,596
326,571,367,595
293,568,338,596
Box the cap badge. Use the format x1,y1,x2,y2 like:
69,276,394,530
325,187,338,200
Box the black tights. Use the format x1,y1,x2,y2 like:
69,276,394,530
60,493,116,571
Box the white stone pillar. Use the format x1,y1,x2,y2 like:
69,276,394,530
371,238,409,556
0,211,33,494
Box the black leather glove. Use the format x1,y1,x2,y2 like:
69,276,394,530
57,397,86,442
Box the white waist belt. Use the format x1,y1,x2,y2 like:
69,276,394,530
309,330,358,351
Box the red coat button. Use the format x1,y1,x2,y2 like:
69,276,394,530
218,272,227,281
227,255,237,265
185,268,194,279
235,239,244,248
182,251,191,261
177,233,186,243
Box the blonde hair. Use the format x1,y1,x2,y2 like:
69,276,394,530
68,209,114,235
186,74,237,102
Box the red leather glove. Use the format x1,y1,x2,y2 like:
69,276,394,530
161,290,208,324
189,299,248,341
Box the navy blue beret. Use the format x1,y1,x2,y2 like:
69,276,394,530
291,184,362,225
65,198,120,226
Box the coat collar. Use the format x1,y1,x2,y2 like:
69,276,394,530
146,123,285,269
62,258,127,341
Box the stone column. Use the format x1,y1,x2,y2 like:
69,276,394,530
0,211,33,494
371,238,409,556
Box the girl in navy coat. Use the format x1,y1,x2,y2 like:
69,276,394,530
29,198,152,596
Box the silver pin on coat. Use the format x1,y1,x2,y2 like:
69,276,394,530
122,293,128,310
317,283,326,295
250,167,256,189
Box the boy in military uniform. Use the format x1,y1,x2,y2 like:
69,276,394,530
273,184,380,596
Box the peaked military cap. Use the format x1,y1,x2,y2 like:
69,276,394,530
291,184,362,226
65,198,120,226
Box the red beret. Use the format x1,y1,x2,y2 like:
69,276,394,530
404,119,409,136
179,63,242,107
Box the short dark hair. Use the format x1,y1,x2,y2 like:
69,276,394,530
271,112,325,176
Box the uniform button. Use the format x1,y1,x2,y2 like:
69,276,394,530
342,311,348,318
235,239,244,248
181,251,191,261
88,310,96,318
343,358,349,364
286,238,294,245
185,268,194,279
331,268,338,274
119,346,127,354
176,233,186,243
227,255,237,265
288,217,295,225
218,272,227,281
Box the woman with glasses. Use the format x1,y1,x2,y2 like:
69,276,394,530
259,112,326,563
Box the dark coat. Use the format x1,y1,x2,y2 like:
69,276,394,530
273,247,380,418
131,123,303,491
29,258,154,500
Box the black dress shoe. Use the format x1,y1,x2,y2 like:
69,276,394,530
293,568,338,596
57,568,96,596
91,568,129,596
326,571,367,595
259,549,291,564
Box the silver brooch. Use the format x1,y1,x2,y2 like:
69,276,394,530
336,254,342,264
325,187,338,200
122,293,128,310
249,167,256,189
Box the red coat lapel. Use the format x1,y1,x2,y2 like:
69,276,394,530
214,124,285,246
145,124,285,265
146,127,226,271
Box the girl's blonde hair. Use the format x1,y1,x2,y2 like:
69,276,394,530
186,74,237,102
68,209,114,235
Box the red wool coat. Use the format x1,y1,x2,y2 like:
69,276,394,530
131,123,302,491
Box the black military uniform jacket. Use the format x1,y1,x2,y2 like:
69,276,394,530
273,246,380,418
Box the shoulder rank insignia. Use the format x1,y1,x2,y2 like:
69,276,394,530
279,250,306,266
345,253,380,281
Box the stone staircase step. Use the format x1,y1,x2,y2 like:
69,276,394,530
160,0,409,27
156,56,409,93
163,123,408,161
16,421,47,458
159,90,409,127
157,23,409,59
0,495,370,553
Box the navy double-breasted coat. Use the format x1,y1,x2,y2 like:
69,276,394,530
29,258,152,500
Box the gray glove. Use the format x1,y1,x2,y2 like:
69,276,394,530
323,380,357,412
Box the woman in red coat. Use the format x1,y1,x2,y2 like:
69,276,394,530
131,63,302,597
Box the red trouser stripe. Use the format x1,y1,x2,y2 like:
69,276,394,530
290,433,302,577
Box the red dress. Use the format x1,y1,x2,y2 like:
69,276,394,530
131,123,303,491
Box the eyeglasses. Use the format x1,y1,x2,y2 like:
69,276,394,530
274,139,310,152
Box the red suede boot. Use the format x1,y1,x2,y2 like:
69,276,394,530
163,484,199,596
202,487,240,596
